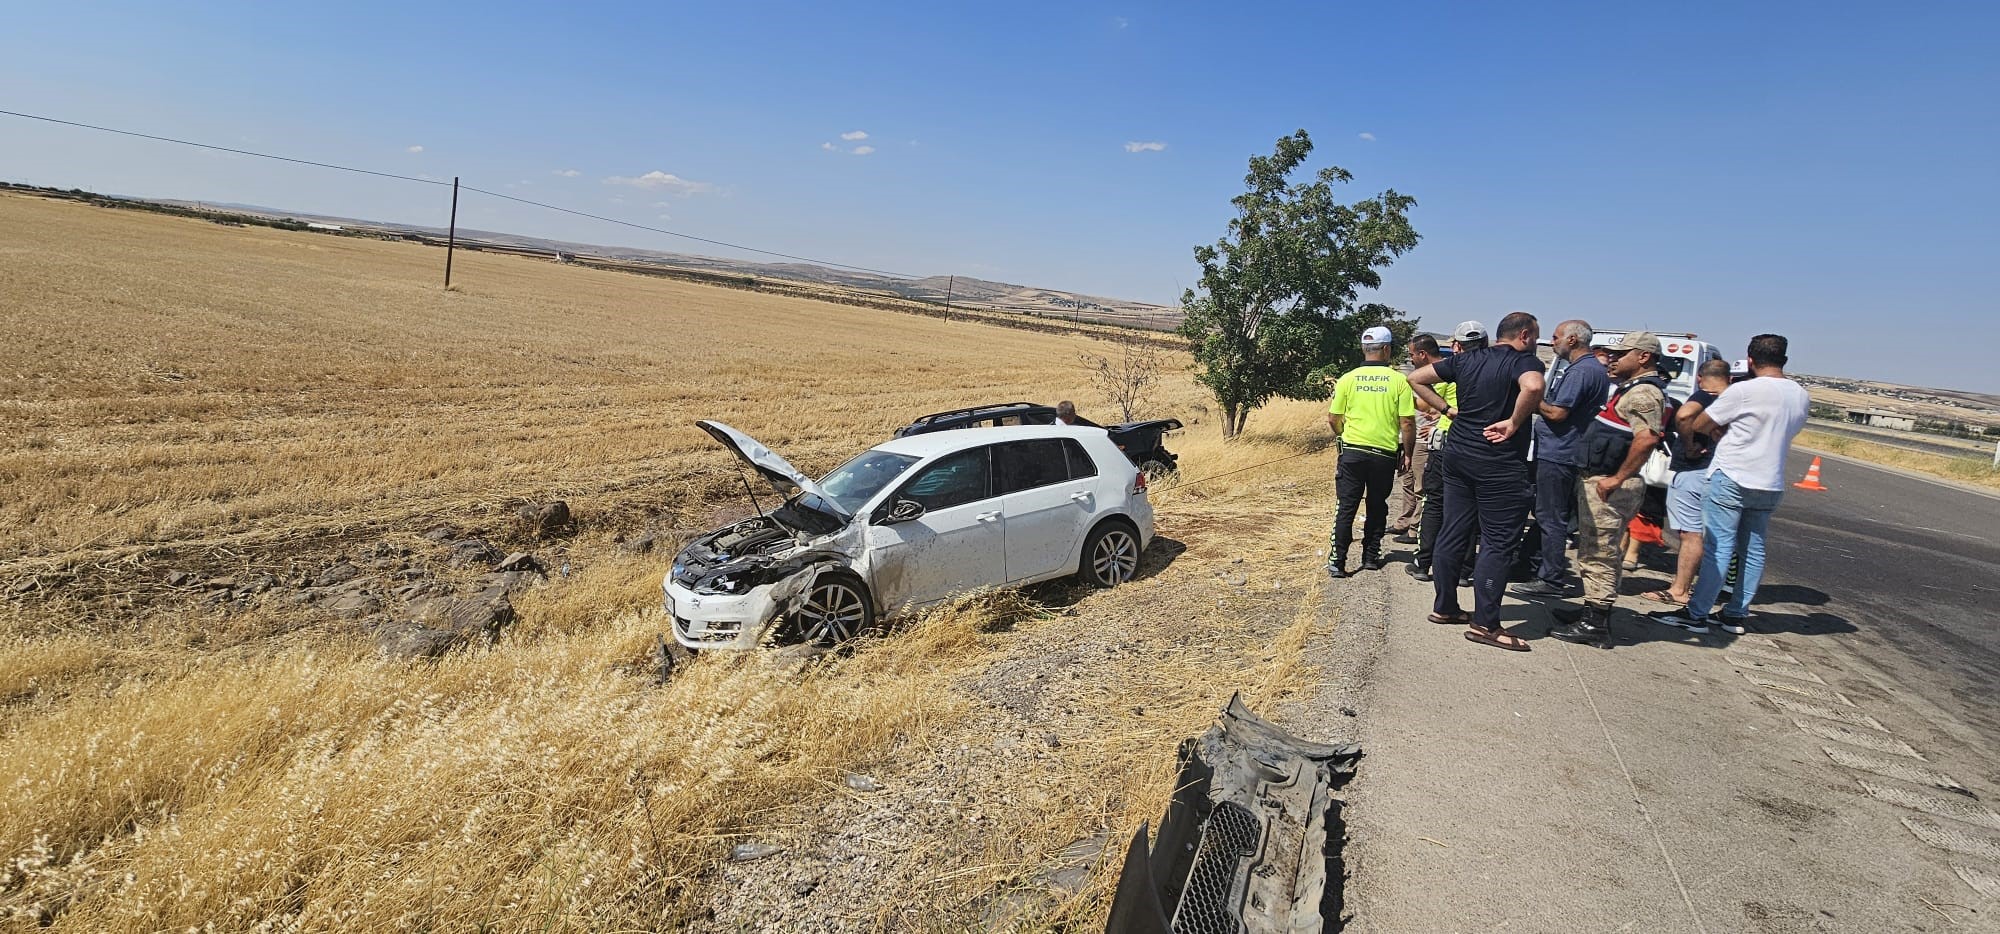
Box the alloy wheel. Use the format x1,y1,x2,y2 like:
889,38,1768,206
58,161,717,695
1092,529,1140,586
798,579,869,645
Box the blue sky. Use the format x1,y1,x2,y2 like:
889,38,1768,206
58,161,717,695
4,1,1996,390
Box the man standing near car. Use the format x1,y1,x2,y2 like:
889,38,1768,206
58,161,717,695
1549,332,1669,647
1325,326,1416,578
1408,312,1545,651
1409,325,1481,583
1395,334,1444,545
1643,358,1732,608
1055,401,1099,428
1651,335,1811,635
1514,319,1609,598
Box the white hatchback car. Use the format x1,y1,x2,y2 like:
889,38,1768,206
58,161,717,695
664,420,1155,650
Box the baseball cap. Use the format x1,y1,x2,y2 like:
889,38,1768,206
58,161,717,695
1360,325,1394,345
1607,331,1663,356
1452,320,1487,342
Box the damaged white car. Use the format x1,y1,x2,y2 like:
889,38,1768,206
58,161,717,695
664,420,1155,650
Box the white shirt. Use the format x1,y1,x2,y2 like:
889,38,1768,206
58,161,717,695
1704,376,1811,491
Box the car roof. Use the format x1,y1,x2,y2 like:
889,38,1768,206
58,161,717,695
872,423,1110,459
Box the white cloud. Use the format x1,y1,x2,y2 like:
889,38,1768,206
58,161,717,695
821,142,837,151
1124,141,1167,153
1114,16,1129,29
552,168,580,177
851,145,876,156
1358,132,1376,142
658,213,672,221
840,130,869,141
406,145,424,154
603,171,716,196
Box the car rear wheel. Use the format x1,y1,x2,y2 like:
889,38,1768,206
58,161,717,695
1080,521,1141,588
777,573,876,647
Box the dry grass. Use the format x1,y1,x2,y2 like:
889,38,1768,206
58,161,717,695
0,191,1349,931
1798,429,2000,490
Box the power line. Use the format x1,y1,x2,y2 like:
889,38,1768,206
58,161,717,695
459,185,915,278
0,107,921,279
0,108,447,187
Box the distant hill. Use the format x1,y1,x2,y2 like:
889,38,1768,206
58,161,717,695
148,198,1184,332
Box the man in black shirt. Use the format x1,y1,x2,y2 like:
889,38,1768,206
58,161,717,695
1408,311,1546,652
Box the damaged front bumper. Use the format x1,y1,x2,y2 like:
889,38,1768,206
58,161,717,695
663,578,785,650
662,565,831,651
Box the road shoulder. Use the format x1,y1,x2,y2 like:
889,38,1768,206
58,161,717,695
1281,548,1990,932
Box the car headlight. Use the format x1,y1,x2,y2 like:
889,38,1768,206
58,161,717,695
695,574,749,596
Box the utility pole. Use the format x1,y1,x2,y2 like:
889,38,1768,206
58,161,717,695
443,176,460,289
944,275,954,314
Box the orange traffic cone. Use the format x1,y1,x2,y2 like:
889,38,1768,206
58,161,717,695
1793,456,1829,491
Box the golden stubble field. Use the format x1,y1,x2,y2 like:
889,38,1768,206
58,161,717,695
0,191,1344,931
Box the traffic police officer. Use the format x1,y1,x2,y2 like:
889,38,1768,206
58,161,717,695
1326,326,1416,578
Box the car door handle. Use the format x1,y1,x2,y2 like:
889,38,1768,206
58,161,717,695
976,511,1001,522
1070,491,1092,502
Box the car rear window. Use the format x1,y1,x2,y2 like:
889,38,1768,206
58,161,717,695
995,439,1074,494
1061,439,1098,480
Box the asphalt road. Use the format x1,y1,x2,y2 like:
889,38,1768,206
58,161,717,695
1763,445,2000,745
1806,418,1995,459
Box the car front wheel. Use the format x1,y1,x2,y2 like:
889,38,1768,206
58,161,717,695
1080,521,1141,588
777,572,876,647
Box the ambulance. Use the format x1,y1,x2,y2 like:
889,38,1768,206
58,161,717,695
1587,331,1724,403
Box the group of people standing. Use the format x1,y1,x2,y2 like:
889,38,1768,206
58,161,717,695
1322,313,1811,651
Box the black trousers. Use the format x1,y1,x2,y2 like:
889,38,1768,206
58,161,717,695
1433,453,1534,630
1330,448,1398,563
1534,459,1580,584
1416,447,1476,572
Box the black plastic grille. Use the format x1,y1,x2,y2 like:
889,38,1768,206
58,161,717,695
1171,801,1260,934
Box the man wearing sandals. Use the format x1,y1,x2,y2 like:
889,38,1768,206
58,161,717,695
1408,312,1545,652
1550,332,1671,646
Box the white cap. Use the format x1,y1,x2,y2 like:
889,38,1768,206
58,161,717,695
1452,320,1488,342
1361,325,1394,345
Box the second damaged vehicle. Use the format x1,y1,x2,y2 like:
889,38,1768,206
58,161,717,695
664,420,1155,650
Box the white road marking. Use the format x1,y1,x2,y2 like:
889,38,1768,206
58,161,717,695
1794,720,1924,759
1726,655,1827,684
1902,816,2000,861
1856,780,2000,830
1955,865,2000,900
1765,694,1886,731
1824,747,1966,792
1727,645,1804,666
1744,672,1854,706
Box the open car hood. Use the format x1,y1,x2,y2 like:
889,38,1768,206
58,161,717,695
696,420,837,511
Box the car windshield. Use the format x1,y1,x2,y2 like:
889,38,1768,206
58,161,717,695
818,450,921,515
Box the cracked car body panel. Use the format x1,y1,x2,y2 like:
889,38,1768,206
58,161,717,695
665,423,1154,650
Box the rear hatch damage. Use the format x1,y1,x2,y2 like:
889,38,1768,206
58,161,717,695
1107,694,1362,934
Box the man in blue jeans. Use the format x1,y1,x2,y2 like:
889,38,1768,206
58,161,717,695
1650,335,1811,635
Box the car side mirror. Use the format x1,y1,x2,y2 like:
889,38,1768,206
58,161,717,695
874,499,926,525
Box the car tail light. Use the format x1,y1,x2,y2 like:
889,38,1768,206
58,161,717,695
1133,471,1148,495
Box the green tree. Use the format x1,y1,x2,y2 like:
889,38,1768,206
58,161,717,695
1178,131,1419,438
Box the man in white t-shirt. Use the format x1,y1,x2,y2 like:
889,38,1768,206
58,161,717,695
1650,334,1810,635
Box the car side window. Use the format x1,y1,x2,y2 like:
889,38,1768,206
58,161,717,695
994,439,1071,494
1060,439,1099,480
898,447,992,511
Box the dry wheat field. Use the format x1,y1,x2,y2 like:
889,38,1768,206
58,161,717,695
0,191,1344,931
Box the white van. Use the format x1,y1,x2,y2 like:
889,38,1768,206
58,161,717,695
1541,331,1723,404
